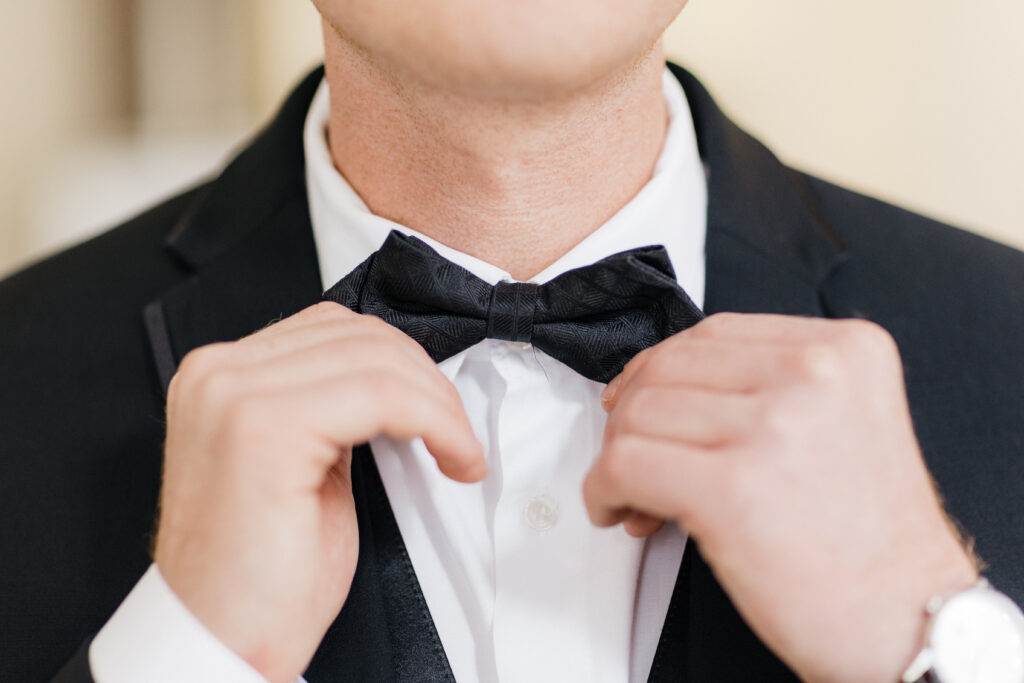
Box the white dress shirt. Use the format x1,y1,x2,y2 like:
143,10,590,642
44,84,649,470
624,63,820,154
90,68,708,683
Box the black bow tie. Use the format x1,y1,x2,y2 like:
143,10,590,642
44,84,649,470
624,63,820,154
323,231,705,383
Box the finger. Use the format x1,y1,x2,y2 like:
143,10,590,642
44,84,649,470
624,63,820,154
603,314,884,407
583,434,728,529
622,512,664,538
603,339,795,410
242,320,400,361
278,372,484,483
245,301,360,340
606,385,756,446
682,314,898,363
218,334,460,408
176,337,464,440
685,312,859,345
239,310,431,369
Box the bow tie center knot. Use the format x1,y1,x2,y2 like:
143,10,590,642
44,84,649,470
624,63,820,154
486,281,539,343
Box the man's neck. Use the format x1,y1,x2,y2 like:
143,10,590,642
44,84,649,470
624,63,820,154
321,25,669,281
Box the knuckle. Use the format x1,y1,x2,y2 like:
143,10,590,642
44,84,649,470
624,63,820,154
221,394,273,439
757,397,799,440
613,388,653,434
171,344,230,394
194,366,242,409
689,317,717,339
598,438,635,487
177,343,224,378
165,369,186,400
296,301,355,328
615,398,642,434
357,316,417,352
640,348,677,379
792,343,843,383
630,346,652,366
309,300,346,319
695,312,741,337
838,319,897,355
288,301,334,325
358,313,394,333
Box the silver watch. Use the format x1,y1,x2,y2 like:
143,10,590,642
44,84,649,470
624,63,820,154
901,579,1024,683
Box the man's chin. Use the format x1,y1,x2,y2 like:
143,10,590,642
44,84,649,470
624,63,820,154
377,35,665,104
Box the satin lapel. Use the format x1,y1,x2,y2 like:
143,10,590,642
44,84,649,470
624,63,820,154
141,67,454,683
647,66,850,682
306,446,458,683
143,193,323,372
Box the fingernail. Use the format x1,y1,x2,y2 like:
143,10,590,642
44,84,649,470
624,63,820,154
601,375,622,408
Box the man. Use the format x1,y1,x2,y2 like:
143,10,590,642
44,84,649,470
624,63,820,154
1,1,1022,681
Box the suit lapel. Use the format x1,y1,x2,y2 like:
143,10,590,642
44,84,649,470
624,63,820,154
141,67,454,683
647,66,850,682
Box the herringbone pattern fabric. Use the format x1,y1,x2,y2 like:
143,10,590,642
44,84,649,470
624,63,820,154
323,231,705,383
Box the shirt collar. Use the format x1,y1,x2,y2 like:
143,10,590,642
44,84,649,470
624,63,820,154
303,67,708,309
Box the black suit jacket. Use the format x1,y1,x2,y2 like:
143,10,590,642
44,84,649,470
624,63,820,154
2,64,1022,682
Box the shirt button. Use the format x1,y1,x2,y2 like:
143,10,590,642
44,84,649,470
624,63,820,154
508,341,532,351
523,495,559,532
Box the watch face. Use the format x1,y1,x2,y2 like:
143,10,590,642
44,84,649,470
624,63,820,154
930,587,1024,683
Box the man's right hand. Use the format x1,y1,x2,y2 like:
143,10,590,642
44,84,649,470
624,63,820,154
153,302,484,683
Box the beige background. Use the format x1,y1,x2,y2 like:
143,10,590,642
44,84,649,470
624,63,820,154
1,0,1022,277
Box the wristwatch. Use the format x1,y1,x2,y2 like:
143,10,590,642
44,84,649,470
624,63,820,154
901,579,1024,683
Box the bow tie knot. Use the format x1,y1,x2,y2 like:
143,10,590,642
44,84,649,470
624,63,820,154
488,281,538,344
324,230,704,383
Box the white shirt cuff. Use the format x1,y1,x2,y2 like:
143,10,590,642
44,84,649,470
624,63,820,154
89,564,306,683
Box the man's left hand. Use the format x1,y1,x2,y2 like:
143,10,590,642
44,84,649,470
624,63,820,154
585,313,977,683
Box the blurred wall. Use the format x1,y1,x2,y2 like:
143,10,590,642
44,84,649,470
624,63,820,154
666,0,1024,255
0,0,133,275
0,0,323,277
1,0,1021,278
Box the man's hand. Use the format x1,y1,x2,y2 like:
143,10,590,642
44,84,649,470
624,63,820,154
154,302,484,683
585,313,977,683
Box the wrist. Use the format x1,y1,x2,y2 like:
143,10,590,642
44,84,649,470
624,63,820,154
814,542,979,683
887,547,980,682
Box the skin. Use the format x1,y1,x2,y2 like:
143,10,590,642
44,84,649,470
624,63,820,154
589,314,976,682
312,0,683,280
154,2,977,682
156,304,485,682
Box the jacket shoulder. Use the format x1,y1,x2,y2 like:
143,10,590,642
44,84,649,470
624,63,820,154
801,171,1024,406
802,173,1024,290
0,185,203,313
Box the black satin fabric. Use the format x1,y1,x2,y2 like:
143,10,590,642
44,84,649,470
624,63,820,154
323,230,706,383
